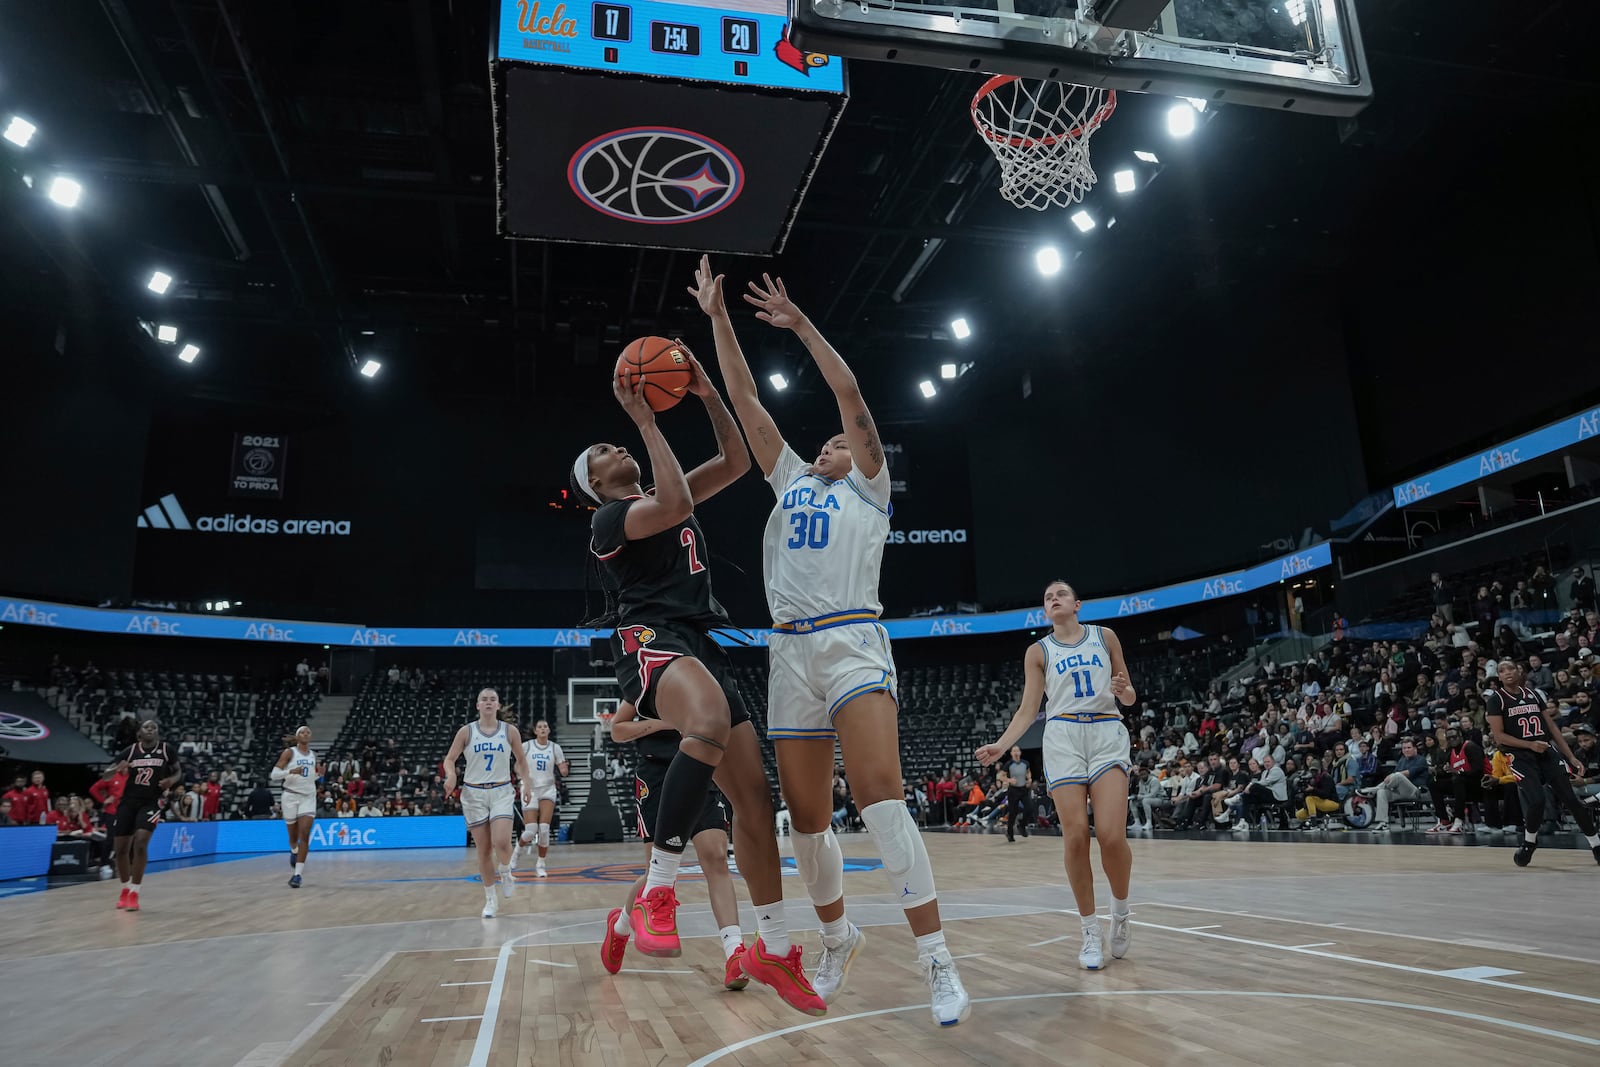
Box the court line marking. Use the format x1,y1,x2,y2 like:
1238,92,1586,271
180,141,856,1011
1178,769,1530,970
683,990,1600,1066
619,967,697,975
469,918,612,1067
454,956,502,962
951,953,986,960
251,950,395,1067
441,980,493,986
420,1014,483,1023
1134,920,1600,1007
1181,925,1221,931
1289,942,1337,948
1136,901,1600,966
305,1001,335,1006
525,958,578,968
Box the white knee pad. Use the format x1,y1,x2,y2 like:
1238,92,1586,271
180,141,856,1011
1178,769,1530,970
791,828,844,908
537,824,551,848
861,799,936,909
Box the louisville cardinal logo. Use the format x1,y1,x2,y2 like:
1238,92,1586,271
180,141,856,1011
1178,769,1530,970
774,26,830,74
618,626,656,655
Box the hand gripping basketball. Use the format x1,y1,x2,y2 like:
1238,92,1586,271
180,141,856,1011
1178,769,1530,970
615,335,693,412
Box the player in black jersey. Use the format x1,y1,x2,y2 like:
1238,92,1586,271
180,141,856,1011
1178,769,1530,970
572,357,823,1015
1485,660,1600,867
102,718,183,911
600,700,749,990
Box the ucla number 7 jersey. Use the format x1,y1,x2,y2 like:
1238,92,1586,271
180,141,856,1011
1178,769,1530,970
1040,627,1118,721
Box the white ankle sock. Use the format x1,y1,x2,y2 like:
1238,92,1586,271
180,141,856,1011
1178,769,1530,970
820,915,850,944
914,930,949,962
1524,830,1539,845
613,909,632,937
1585,833,1600,848
294,863,305,876
756,904,789,954
1079,913,1098,932
1111,896,1130,917
719,925,743,958
644,848,681,893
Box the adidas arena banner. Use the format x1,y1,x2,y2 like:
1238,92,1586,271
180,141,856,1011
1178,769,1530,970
0,543,1331,647
0,691,114,764
136,492,351,536
229,433,287,500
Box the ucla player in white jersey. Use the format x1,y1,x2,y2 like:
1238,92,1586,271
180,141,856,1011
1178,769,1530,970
517,717,568,878
978,580,1137,971
270,726,322,889
691,256,969,1027
442,687,535,917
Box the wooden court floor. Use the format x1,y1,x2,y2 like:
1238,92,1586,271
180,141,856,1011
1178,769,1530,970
3,832,1599,1066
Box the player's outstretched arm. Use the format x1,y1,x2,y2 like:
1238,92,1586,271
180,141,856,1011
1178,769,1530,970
690,256,786,476
677,342,752,503
611,367,696,540
745,273,884,481
977,643,1048,764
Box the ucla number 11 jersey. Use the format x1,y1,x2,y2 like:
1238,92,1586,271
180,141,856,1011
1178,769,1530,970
1041,627,1118,721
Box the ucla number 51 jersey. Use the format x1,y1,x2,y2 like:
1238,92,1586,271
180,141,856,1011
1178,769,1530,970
1041,627,1118,721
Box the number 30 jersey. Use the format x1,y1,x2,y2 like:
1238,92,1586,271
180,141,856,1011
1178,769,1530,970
1040,627,1119,722
762,444,892,624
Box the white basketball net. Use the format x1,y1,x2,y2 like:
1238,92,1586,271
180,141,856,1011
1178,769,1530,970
971,78,1117,210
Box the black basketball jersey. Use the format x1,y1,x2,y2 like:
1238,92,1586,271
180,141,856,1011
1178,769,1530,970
121,742,179,803
592,496,729,627
1486,685,1549,745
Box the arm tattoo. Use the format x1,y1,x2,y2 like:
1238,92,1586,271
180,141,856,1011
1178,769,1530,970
757,426,772,444
705,394,740,455
854,411,883,467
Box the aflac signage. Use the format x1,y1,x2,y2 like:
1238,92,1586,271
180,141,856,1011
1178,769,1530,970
1392,402,1600,508
0,603,59,626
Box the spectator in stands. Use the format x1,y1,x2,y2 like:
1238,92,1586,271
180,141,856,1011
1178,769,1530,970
245,782,274,819
1572,567,1596,613
219,767,240,789
1239,755,1289,830
4,774,33,824
42,796,75,833
200,773,221,821
358,797,383,817
1431,572,1454,623
0,798,14,826
1351,739,1379,788
1361,737,1428,832
178,783,203,822
21,770,50,826
387,664,401,685
1573,728,1600,803
1133,765,1168,831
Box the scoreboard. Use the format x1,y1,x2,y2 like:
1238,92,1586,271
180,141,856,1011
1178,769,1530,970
495,0,844,93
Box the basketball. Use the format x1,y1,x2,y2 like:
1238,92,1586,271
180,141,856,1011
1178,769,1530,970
616,336,692,412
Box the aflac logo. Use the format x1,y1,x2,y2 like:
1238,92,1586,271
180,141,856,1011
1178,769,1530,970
1023,610,1047,627
1280,553,1317,578
1395,480,1433,505
1478,447,1521,474
244,623,294,642
1202,577,1243,599
455,630,500,646
552,629,589,646
168,827,195,856
127,615,181,635
311,821,378,848
1,603,59,626
350,629,397,646
1118,596,1156,616
1578,409,1600,439
928,618,973,636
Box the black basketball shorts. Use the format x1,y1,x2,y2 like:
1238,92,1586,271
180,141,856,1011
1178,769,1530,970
610,621,750,728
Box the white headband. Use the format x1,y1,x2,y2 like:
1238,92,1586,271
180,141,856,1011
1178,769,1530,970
573,447,600,504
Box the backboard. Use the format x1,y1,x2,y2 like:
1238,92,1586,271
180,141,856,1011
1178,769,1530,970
791,0,1371,116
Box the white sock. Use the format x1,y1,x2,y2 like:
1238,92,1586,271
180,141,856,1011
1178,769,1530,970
484,885,496,901
820,915,851,945
1585,833,1600,848
509,850,518,870
644,848,681,893
914,929,949,963
120,880,130,888
1111,896,1130,917
131,882,141,892
719,925,743,959
613,909,632,937
1525,830,1539,844
1079,913,1098,932
294,863,305,876
756,904,790,954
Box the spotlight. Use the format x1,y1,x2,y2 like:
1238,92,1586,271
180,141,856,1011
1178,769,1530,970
1182,97,1209,113
147,271,173,294
178,343,200,363
1167,103,1197,138
940,363,957,380
918,380,937,399
205,602,214,611
360,359,382,378
1070,210,1095,233
1035,246,1063,276
1286,0,1307,26
47,176,82,208
156,324,178,343
1113,169,1135,194
950,317,971,340
768,373,789,391
3,116,36,148
1134,150,1160,163
217,600,230,610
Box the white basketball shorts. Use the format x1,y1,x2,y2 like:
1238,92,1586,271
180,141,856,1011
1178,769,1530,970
1043,719,1131,790
525,785,559,806
460,782,515,827
767,616,897,741
282,792,317,822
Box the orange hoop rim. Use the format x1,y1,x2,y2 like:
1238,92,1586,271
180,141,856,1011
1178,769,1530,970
971,75,1117,150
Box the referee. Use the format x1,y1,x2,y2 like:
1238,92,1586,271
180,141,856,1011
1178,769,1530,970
1005,746,1032,842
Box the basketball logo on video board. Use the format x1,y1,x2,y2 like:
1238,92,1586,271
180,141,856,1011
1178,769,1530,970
567,126,744,224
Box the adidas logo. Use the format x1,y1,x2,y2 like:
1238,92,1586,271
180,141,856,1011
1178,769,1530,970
135,493,353,536
664,835,683,847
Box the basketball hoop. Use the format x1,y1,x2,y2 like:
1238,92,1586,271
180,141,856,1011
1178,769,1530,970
971,75,1116,210
598,710,615,734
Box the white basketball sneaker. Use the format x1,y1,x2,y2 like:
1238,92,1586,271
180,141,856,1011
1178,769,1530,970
1109,910,1132,959
482,892,499,919
813,923,865,1004
923,955,971,1027
535,858,548,879
500,868,516,899
1079,922,1105,970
